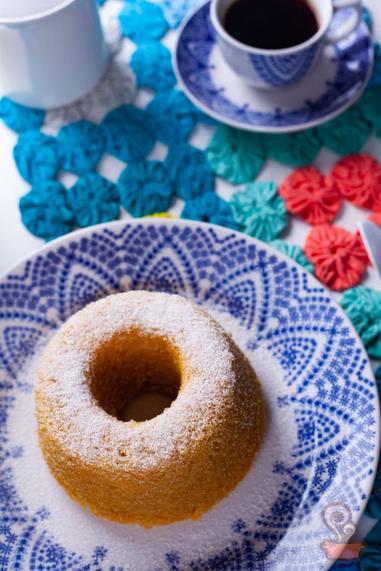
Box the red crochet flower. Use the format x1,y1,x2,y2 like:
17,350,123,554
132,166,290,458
279,166,341,225
331,154,381,210
369,212,381,227
304,225,369,291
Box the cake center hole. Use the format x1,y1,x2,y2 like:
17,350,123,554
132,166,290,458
121,391,175,422
90,331,181,422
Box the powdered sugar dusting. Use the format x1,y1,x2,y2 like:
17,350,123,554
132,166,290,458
37,291,259,468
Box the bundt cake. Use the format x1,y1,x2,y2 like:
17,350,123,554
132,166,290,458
35,291,265,527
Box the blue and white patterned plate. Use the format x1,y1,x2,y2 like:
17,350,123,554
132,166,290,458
0,220,379,570
174,2,374,133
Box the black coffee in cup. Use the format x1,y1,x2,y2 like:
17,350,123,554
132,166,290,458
223,0,319,50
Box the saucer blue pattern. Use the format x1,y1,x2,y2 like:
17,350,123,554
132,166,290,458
175,2,374,132
0,220,379,570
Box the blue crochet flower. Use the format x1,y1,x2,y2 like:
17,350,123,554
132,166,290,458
119,0,168,43
317,107,372,155
368,43,381,89
206,126,266,184
157,0,204,28
270,239,313,272
102,105,156,162
130,42,176,92
231,181,287,241
57,120,105,175
147,90,197,145
330,563,358,571
156,0,192,27
264,129,321,168
13,131,60,185
118,161,173,217
19,181,73,240
165,143,215,200
67,173,120,228
181,193,237,229
341,286,381,359
192,106,219,126
0,97,45,133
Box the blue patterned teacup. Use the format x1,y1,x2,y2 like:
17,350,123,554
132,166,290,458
210,0,362,89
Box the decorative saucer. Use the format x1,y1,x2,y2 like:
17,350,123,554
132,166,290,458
174,2,374,133
0,220,379,570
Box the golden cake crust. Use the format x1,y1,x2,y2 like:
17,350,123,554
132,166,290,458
35,291,265,527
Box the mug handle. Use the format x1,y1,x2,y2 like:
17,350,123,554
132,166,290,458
326,0,362,44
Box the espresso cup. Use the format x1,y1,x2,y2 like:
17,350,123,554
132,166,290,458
210,0,362,89
0,0,108,109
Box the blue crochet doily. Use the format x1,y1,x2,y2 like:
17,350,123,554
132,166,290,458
1,4,380,246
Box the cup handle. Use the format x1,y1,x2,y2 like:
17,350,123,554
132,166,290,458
326,0,362,44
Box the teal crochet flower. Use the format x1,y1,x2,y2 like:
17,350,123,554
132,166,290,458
0,97,44,133
13,131,60,185
102,105,156,162
362,6,373,30
182,192,237,229
19,181,73,241
375,364,381,386
118,161,173,217
365,458,381,520
340,286,381,358
359,544,381,571
57,120,105,175
67,173,119,228
231,181,287,241
130,43,176,92
147,89,197,145
165,143,215,200
368,43,381,89
264,129,321,168
119,0,168,43
365,519,381,545
317,107,372,155
270,240,313,272
358,87,381,136
206,126,266,184
364,365,381,520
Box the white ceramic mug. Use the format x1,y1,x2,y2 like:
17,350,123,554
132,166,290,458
0,0,108,109
210,0,363,89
